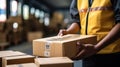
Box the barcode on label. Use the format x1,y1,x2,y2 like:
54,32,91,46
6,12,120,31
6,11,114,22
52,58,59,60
44,51,50,57
45,41,51,50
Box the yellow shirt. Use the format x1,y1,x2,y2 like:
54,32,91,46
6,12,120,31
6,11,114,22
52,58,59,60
77,0,120,54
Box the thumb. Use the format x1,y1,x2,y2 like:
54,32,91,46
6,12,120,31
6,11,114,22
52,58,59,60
77,41,85,48
76,41,85,53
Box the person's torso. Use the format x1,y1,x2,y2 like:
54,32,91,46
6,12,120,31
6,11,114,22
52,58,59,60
77,0,120,54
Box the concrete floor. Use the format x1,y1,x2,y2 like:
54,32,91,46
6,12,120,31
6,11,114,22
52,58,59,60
5,42,82,67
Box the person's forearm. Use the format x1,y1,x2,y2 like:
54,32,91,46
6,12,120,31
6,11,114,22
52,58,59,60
66,23,80,34
95,23,120,51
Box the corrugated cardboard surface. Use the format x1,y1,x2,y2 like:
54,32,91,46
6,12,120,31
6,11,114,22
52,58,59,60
39,63,73,67
33,34,97,58
0,51,26,58
6,63,37,67
35,57,73,67
0,51,26,67
2,55,35,67
0,51,13,67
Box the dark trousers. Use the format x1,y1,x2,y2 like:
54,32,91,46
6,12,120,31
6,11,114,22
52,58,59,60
82,52,120,67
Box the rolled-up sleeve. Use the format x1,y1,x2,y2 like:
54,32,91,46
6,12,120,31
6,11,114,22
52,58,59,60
70,0,80,26
111,0,120,23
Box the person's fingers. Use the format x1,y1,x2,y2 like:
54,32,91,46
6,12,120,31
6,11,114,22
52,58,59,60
76,41,85,49
76,50,86,59
57,29,66,36
75,44,95,60
71,49,85,60
75,42,85,58
58,29,62,36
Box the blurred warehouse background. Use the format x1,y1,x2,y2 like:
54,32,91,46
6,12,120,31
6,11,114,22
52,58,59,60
0,0,73,47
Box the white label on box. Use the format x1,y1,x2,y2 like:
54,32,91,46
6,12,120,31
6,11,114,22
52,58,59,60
44,51,50,57
45,41,51,50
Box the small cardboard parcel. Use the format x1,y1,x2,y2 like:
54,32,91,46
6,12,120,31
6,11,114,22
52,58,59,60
33,34,97,58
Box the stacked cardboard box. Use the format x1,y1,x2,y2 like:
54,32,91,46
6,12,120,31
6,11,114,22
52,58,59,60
33,34,97,58
6,63,37,67
6,57,73,67
2,55,35,67
0,51,13,66
0,43,9,50
0,32,9,50
0,23,5,31
0,32,7,43
1,51,73,67
35,57,73,67
0,51,26,67
27,32,43,43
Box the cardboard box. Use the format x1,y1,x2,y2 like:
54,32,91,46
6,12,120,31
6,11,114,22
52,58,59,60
2,55,35,67
33,34,97,58
27,32,43,42
0,51,13,66
0,51,26,67
6,63,37,67
35,57,73,67
0,42,9,50
0,32,7,42
0,51,26,59
0,23,5,31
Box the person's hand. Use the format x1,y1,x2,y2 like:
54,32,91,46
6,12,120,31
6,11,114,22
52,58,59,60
72,42,98,60
57,29,69,36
